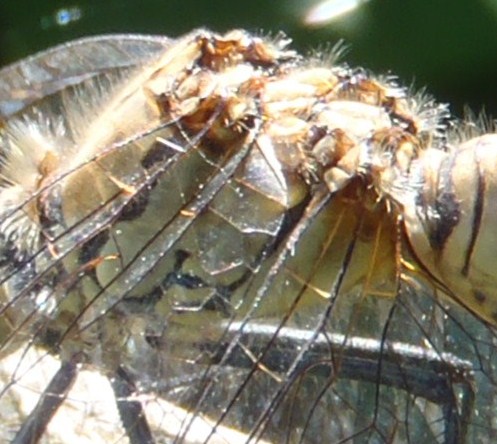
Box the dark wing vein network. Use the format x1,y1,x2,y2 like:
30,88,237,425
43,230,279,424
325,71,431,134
0,34,177,443
0,29,495,444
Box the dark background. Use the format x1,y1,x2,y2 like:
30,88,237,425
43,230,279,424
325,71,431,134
1,0,496,118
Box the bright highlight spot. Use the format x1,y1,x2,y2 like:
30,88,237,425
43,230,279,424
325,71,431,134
304,0,369,26
55,7,82,26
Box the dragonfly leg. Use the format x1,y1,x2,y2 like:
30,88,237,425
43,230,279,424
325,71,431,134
12,360,78,444
111,366,155,444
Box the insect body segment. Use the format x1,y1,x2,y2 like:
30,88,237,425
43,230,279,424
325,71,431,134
400,133,497,325
0,29,496,443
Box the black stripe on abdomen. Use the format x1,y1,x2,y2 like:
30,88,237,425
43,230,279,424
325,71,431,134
462,151,484,277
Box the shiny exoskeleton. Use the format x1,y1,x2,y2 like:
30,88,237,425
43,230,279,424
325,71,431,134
0,30,496,443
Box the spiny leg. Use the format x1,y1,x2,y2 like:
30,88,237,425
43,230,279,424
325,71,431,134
110,366,154,444
12,360,78,444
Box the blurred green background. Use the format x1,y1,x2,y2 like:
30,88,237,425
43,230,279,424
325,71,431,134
1,0,496,117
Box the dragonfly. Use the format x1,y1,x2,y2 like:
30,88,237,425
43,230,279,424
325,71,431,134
0,29,496,444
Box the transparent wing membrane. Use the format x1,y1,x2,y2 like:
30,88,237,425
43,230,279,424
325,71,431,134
0,30,496,444
0,34,172,117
